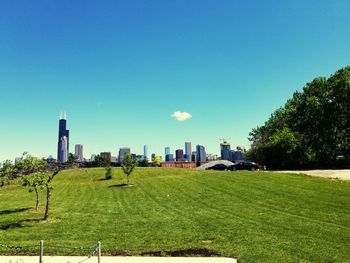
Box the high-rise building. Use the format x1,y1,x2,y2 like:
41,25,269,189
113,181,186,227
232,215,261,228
185,142,192,162
118,147,131,163
57,112,69,163
165,147,171,156
220,141,231,161
74,144,83,162
175,149,184,162
59,136,68,162
192,151,197,162
165,154,174,162
231,147,245,162
165,147,172,162
196,145,206,162
143,145,148,160
91,154,96,162
151,153,156,161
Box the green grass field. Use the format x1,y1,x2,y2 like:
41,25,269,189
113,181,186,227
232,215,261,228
1,168,350,262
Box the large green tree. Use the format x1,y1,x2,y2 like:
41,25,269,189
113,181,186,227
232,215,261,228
0,160,14,187
248,66,350,169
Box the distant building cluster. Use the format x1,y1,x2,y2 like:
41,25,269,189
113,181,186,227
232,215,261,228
20,113,245,169
220,141,246,163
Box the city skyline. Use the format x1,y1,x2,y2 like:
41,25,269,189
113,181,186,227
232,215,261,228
3,111,247,162
1,1,350,162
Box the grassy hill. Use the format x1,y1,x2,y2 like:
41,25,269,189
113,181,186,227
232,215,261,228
0,168,350,262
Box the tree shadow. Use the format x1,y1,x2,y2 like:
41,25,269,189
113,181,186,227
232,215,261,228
0,207,32,215
108,184,134,188
0,218,42,230
141,248,221,257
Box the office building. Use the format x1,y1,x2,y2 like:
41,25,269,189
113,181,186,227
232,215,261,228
118,147,131,163
231,147,245,162
165,154,174,162
57,112,69,163
74,144,83,162
196,145,206,162
165,147,171,156
220,141,231,161
191,151,197,162
185,142,192,162
91,154,96,162
151,153,156,161
144,145,148,160
175,149,184,162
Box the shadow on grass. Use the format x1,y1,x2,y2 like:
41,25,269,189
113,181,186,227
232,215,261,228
108,184,134,188
140,248,221,257
0,207,31,215
0,218,42,230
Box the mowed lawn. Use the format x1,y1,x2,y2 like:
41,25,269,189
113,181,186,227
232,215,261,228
1,168,350,262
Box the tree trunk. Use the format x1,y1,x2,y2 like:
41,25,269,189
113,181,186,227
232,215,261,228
127,175,129,185
43,187,51,220
35,188,39,211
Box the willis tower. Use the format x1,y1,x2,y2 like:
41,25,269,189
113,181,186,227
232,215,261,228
57,112,69,162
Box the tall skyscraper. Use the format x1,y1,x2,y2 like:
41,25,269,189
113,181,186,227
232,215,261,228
220,141,231,161
75,144,84,162
196,145,206,163
165,147,170,156
57,112,69,163
143,145,148,160
185,142,192,162
118,147,131,163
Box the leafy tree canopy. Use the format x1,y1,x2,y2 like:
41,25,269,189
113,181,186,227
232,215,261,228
121,154,137,185
248,66,350,169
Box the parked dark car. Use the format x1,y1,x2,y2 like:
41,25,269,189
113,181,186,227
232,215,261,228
206,164,228,170
227,161,261,171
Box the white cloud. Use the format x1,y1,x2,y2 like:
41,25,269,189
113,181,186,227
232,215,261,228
171,111,192,121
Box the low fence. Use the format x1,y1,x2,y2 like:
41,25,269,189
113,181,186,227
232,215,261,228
0,241,101,263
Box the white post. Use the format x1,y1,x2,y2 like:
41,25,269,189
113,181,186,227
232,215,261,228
98,241,101,263
39,240,44,263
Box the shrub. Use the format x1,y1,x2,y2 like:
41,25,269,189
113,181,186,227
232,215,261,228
105,166,112,180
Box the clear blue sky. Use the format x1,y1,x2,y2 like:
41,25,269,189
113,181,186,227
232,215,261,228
1,0,349,162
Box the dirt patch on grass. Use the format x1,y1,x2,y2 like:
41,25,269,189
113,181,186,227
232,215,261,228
275,169,350,180
141,248,221,257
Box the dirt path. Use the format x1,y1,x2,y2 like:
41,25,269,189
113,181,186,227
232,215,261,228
275,169,350,180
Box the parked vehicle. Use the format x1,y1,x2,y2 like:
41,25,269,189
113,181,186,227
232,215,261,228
228,161,261,171
206,164,228,171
